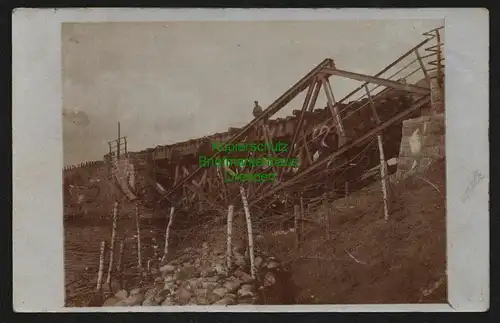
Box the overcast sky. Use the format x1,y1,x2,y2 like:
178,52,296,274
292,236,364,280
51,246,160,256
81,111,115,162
62,19,443,165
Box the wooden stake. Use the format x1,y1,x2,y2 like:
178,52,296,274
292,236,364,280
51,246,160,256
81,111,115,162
116,240,125,290
106,200,119,287
226,204,234,270
300,195,305,236
239,187,256,279
135,204,142,269
96,241,106,292
364,83,390,220
294,204,301,248
161,206,175,263
345,182,349,206
377,135,391,221
323,194,331,240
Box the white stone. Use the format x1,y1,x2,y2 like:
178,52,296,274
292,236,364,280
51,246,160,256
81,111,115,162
212,287,228,298
223,280,241,293
160,264,176,274
214,297,234,305
115,289,128,300
267,261,280,269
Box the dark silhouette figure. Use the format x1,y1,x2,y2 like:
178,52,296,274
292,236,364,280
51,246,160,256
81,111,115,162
253,101,263,118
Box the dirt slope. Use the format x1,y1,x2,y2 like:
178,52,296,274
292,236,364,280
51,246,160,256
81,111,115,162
287,159,446,304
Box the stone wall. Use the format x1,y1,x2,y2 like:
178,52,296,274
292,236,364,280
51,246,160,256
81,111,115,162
393,113,445,182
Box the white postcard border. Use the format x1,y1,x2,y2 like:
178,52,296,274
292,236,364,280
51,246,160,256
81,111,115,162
12,8,489,312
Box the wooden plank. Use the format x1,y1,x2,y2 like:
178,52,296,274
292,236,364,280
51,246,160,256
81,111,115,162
322,68,429,95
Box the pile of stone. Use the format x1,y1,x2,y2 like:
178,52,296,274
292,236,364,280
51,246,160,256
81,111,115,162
102,242,284,306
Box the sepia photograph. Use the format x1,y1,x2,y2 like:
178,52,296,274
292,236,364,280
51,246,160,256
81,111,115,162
12,8,489,312
62,19,447,307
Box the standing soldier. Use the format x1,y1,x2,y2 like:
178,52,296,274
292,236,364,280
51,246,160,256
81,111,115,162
253,101,263,118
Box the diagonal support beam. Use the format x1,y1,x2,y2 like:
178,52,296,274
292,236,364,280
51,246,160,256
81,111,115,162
321,68,429,95
248,94,431,207
307,79,322,112
162,58,334,199
321,77,346,145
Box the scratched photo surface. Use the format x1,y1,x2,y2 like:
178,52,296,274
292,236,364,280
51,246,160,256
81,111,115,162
62,20,446,307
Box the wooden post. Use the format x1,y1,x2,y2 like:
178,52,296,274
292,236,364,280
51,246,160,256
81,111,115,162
161,206,175,263
226,204,234,270
117,122,121,160
377,135,391,221
106,200,119,287
294,204,301,249
300,195,305,236
116,240,125,290
323,194,331,240
96,241,106,292
414,48,430,85
364,84,391,221
135,204,142,269
239,187,256,279
345,182,349,206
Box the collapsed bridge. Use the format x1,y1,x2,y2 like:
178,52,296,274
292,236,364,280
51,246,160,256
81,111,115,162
104,26,444,227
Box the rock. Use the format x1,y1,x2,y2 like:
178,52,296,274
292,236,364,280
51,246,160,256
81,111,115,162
226,293,236,299
238,272,253,284
193,258,201,267
103,296,122,306
180,280,193,291
165,275,175,283
263,271,276,286
238,285,254,298
115,290,128,300
212,287,228,298
187,278,202,289
240,284,254,291
205,276,219,283
144,287,161,299
194,288,208,297
214,297,235,305
196,296,211,305
160,264,176,274
115,294,145,306
207,292,221,303
164,281,177,292
235,256,246,267
202,242,209,249
176,266,195,280
142,297,160,306
129,287,146,296
254,257,263,268
154,277,163,284
161,297,176,306
200,267,216,278
153,293,166,305
176,287,192,305
214,263,227,275
202,281,218,291
267,260,280,269
223,280,241,293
